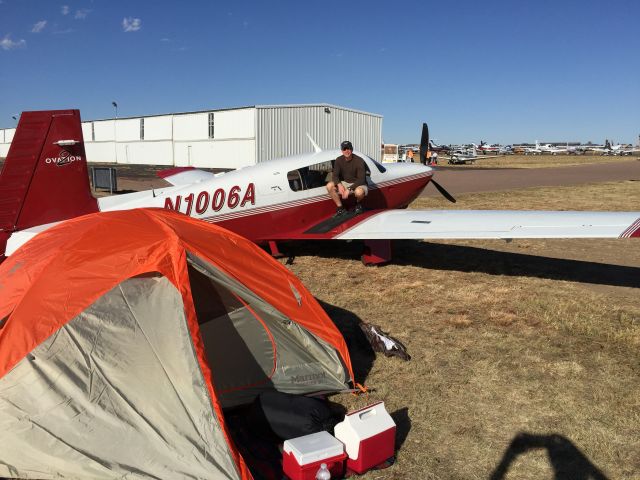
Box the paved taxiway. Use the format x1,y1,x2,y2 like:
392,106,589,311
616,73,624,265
421,160,640,196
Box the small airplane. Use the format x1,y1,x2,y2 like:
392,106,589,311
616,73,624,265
565,144,589,155
1,110,638,267
428,140,451,154
476,141,500,154
448,145,500,164
523,144,543,155
590,140,637,156
524,141,567,155
498,145,514,155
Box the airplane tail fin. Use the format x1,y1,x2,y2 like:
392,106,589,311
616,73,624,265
0,110,98,246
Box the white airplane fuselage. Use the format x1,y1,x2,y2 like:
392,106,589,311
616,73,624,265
97,150,433,242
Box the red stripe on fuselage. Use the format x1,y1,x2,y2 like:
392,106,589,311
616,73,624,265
620,218,640,238
206,174,432,242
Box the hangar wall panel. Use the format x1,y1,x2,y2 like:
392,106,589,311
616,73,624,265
116,141,174,166
256,105,382,162
116,119,143,142
81,123,92,142
214,109,255,139
174,113,209,141
144,116,173,141
94,121,115,141
174,140,255,169
85,143,117,163
0,129,15,157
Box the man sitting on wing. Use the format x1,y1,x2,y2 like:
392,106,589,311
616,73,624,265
326,140,368,217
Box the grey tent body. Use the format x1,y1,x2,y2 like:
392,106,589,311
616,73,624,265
0,211,352,480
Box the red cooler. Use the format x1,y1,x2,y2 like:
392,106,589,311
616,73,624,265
333,401,396,474
282,431,346,480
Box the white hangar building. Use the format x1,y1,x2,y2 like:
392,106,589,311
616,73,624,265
0,104,382,169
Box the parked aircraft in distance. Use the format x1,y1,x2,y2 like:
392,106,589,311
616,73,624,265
1,110,638,267
476,141,500,154
590,140,637,156
522,141,548,155
448,145,500,164
428,140,451,153
530,141,569,155
498,145,514,155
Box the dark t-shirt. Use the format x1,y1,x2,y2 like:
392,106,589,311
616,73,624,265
331,154,366,189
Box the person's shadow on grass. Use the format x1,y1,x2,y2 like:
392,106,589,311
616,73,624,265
490,432,609,480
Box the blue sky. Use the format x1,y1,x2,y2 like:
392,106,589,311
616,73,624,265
1,0,638,144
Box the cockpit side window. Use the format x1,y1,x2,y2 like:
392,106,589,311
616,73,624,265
286,160,334,192
287,170,304,192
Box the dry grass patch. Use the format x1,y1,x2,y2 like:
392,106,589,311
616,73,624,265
282,180,639,479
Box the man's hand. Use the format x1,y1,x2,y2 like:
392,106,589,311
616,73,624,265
337,184,349,200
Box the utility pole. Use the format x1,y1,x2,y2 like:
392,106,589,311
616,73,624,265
112,101,118,163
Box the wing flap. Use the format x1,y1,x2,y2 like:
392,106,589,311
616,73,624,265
335,210,640,240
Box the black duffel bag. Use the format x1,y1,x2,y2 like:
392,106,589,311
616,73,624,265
250,391,338,441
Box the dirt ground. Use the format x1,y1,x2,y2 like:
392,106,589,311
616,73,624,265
102,158,639,479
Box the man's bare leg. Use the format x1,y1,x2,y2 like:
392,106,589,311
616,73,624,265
326,182,342,207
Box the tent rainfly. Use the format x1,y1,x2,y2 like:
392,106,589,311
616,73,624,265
0,208,354,479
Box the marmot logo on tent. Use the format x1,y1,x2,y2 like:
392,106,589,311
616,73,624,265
45,150,82,166
290,372,326,384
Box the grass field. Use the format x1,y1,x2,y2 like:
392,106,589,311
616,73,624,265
281,180,639,479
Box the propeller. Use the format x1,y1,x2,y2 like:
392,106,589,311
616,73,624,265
419,122,429,165
419,122,456,202
431,179,456,203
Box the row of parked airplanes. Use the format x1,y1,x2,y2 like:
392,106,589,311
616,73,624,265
416,139,640,165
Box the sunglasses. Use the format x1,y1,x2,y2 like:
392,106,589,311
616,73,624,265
341,147,352,151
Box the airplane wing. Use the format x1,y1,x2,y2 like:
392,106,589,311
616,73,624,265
333,210,640,240
157,167,218,186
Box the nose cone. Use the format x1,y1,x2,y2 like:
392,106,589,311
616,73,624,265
371,162,433,209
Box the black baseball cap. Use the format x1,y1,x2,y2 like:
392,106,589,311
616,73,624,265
340,141,353,151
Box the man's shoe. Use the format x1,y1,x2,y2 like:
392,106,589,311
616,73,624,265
354,204,364,215
333,207,347,217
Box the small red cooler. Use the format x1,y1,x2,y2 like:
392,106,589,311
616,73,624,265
333,401,396,474
282,431,346,480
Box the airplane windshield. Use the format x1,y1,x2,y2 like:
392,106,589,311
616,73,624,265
366,156,386,173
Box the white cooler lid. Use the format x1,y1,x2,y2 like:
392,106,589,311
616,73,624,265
283,431,344,465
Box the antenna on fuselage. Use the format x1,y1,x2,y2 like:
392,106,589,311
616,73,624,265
305,133,322,153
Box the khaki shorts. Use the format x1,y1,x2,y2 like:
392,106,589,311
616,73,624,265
340,181,368,196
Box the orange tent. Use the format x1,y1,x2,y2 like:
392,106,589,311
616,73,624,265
0,208,353,479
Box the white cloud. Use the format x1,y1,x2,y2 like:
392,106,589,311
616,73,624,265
122,17,141,32
75,9,89,20
1,34,26,50
31,20,47,33
61,5,69,15
160,37,170,42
